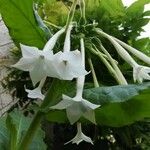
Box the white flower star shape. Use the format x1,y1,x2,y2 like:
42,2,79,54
133,64,150,83
65,122,93,145
12,45,56,85
51,94,100,124
25,78,46,100
25,87,45,100
12,28,65,85
53,50,88,80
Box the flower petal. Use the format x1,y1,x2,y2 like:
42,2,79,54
50,95,74,110
82,99,100,110
83,110,97,124
20,44,39,57
43,28,65,51
12,57,36,71
66,102,83,125
30,59,46,85
25,87,45,100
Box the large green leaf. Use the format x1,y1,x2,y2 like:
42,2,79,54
0,0,50,49
0,117,9,150
83,83,150,104
133,38,150,55
100,0,125,18
46,83,150,127
0,111,47,150
126,0,150,18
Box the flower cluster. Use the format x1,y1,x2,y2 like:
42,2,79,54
13,25,88,100
95,29,150,84
51,37,100,144
13,24,100,145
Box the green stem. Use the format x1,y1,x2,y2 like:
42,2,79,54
89,47,122,85
80,0,87,24
88,58,99,87
18,79,58,150
18,112,43,150
100,45,128,85
65,0,78,31
43,20,62,29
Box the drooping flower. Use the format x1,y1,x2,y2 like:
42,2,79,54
95,29,150,83
25,78,46,100
52,24,88,80
25,87,45,100
95,29,137,67
65,122,93,145
12,44,56,85
51,94,99,124
52,50,88,80
133,64,150,83
51,38,100,124
113,37,150,65
12,28,65,85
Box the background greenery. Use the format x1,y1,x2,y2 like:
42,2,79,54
0,0,150,149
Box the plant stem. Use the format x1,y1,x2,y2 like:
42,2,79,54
89,46,123,85
43,20,62,29
100,44,128,85
18,79,58,150
80,0,87,24
88,58,99,87
65,0,78,31
76,38,85,98
18,112,43,150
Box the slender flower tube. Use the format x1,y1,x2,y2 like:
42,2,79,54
25,77,46,100
95,29,137,66
133,64,150,83
43,28,65,51
12,28,65,85
53,24,88,80
100,44,128,85
51,38,100,124
95,29,150,83
65,122,93,145
113,37,150,65
63,24,73,52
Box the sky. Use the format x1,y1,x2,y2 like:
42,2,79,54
122,0,150,38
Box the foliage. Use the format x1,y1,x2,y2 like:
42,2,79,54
0,0,150,149
0,111,46,150
46,82,150,127
0,0,51,49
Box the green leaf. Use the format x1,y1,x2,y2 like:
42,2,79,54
46,83,150,127
6,115,18,150
0,117,9,150
100,0,125,18
143,10,150,16
0,111,47,150
126,0,150,18
0,0,50,49
95,89,150,127
83,83,150,105
133,38,150,55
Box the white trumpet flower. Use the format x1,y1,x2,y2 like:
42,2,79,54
51,94,99,124
25,87,45,100
133,64,150,83
96,29,150,83
53,50,88,80
53,24,88,80
65,123,93,145
12,28,65,85
25,78,46,100
51,38,100,124
113,37,150,65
